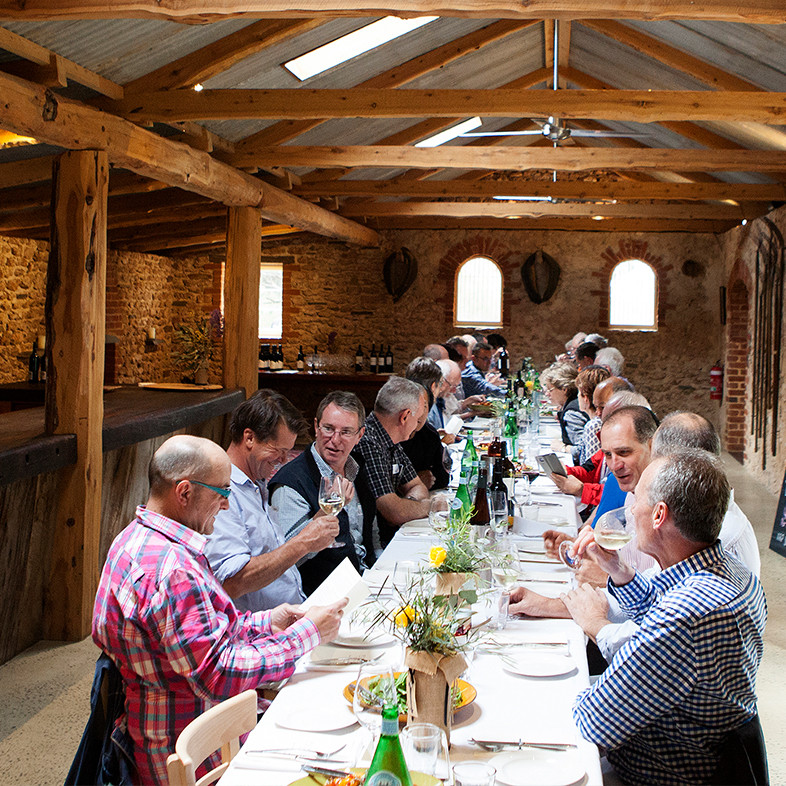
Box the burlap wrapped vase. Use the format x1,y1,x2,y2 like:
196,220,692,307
405,648,466,744
434,571,476,598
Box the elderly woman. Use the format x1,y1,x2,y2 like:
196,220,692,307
573,365,611,464
541,361,589,448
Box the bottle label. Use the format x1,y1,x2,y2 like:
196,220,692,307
366,773,402,786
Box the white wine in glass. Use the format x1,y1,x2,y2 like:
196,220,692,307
593,506,634,551
594,529,634,550
319,474,345,548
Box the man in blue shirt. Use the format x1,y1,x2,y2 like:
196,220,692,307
460,341,505,398
572,449,766,785
205,389,340,612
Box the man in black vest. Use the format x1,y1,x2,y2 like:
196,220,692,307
269,391,377,594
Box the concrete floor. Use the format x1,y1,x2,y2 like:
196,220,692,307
0,454,783,786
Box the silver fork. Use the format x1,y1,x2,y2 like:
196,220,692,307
245,743,347,758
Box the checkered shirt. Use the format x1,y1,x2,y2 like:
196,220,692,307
93,506,319,785
573,541,766,785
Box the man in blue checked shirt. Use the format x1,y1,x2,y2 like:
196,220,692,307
572,448,766,785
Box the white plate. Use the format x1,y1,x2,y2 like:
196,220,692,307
518,552,561,564
332,629,395,648
491,749,585,786
517,540,546,554
275,705,357,732
502,653,576,678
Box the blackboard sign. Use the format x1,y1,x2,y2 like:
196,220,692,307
769,466,786,558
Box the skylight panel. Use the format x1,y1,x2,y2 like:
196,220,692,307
415,117,482,148
284,16,438,81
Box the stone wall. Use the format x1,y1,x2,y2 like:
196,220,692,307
0,234,222,386
262,228,723,422
721,204,786,494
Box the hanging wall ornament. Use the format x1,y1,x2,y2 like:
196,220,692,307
521,250,560,304
383,246,418,302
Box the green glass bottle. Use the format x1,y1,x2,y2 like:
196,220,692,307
466,433,479,496
364,704,413,786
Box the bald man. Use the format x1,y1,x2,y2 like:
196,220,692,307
93,435,345,786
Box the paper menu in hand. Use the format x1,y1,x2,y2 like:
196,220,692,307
300,557,369,614
444,415,464,436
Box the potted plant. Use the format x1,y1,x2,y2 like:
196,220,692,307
173,310,222,384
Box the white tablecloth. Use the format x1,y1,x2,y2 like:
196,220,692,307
219,486,602,786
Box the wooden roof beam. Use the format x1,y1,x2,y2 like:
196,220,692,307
0,26,123,98
338,200,753,220
580,20,760,92
294,179,786,202
1,1,783,24
0,70,378,246
234,19,537,151
234,145,786,172
104,88,786,124
124,19,327,94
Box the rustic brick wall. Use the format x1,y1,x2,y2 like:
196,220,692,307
261,228,722,421
721,204,786,494
0,234,221,386
0,235,48,383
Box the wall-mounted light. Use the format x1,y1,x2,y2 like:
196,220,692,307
193,83,204,92
147,327,157,340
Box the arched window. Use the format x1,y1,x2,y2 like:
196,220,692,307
454,255,503,327
609,259,658,331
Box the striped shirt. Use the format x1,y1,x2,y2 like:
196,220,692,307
573,541,766,785
93,506,320,786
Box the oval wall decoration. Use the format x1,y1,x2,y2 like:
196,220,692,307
383,246,418,302
521,250,560,304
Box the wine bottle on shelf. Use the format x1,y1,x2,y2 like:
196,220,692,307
385,345,393,373
27,342,39,383
498,345,510,377
355,344,363,373
269,344,277,370
38,351,46,383
515,370,525,399
258,345,264,371
296,346,305,372
262,344,271,371
364,702,413,786
278,344,285,370
469,460,490,529
312,345,319,372
370,344,378,374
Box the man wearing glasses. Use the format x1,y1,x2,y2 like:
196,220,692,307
93,434,346,785
205,389,340,611
269,391,377,594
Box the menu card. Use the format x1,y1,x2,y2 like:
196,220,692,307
300,557,370,613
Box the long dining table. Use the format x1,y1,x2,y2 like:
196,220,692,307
219,417,603,786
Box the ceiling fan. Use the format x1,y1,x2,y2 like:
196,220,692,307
459,22,650,144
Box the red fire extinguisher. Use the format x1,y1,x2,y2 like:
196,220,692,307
710,363,723,401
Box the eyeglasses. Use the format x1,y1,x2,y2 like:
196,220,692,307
181,479,232,499
317,423,362,440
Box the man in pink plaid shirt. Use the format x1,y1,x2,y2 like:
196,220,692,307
93,435,346,785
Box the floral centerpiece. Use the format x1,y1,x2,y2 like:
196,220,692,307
367,576,479,742
427,506,486,598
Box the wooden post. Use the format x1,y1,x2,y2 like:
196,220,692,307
44,150,107,640
223,206,262,397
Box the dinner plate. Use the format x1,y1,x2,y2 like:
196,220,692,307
275,705,357,732
343,675,476,722
288,768,440,786
491,749,585,786
502,653,576,678
332,629,395,648
518,552,561,564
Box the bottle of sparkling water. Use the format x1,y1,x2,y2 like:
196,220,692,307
364,704,413,786
466,433,479,496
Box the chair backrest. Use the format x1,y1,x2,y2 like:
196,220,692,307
166,690,257,786
712,713,769,786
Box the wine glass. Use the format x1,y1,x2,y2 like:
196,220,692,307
490,538,519,629
593,506,635,551
558,539,582,570
353,663,396,745
428,493,451,535
319,474,345,548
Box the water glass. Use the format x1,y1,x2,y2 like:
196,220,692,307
453,761,496,786
429,493,451,534
401,723,451,779
352,663,395,742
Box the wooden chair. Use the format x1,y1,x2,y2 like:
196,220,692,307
166,690,257,786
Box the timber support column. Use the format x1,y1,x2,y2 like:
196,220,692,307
44,150,108,640
223,206,262,397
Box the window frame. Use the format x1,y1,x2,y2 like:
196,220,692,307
608,258,659,332
453,254,504,328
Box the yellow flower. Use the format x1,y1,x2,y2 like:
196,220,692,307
394,605,416,627
429,546,447,567
525,380,535,390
